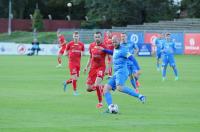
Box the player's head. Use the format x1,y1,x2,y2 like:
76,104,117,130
112,35,120,49
73,31,79,43
120,32,127,43
33,38,37,42
94,31,102,45
165,32,171,41
57,31,61,37
106,30,112,39
160,33,164,38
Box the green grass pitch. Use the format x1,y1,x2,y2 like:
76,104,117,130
0,55,200,132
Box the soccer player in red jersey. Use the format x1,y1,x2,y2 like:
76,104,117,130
104,31,114,78
56,31,67,68
84,32,109,108
63,31,85,96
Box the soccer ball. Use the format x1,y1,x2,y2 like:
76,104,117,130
108,104,119,114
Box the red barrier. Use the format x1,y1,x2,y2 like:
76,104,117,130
184,33,200,55
0,18,81,33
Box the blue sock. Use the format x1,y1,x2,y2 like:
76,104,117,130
173,67,178,77
162,66,167,78
134,76,138,81
104,92,112,106
121,86,139,98
130,78,137,89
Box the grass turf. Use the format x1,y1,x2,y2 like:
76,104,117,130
0,55,199,132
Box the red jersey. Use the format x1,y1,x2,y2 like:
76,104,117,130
89,42,107,69
104,38,114,50
58,35,66,46
66,41,84,65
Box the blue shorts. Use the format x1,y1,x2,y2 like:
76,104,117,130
127,65,137,76
156,51,162,59
108,70,128,91
162,54,176,67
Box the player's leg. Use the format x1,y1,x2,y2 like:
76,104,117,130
104,75,116,107
116,71,145,103
156,52,161,71
162,55,168,81
94,77,103,108
86,69,97,92
94,69,105,108
169,55,178,80
128,66,139,93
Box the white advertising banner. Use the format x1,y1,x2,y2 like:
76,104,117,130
0,43,90,55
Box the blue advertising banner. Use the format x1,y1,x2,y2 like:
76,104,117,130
127,31,144,45
138,43,152,56
169,32,184,54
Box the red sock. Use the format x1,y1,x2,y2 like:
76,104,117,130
96,86,102,103
72,80,77,91
66,79,72,84
58,57,61,64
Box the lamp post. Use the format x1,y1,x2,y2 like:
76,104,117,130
8,0,12,35
67,2,72,21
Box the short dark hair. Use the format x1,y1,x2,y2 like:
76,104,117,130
95,31,102,36
73,31,79,35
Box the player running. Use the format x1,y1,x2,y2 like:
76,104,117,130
102,36,145,113
63,31,85,95
162,33,179,81
104,30,114,78
84,31,110,108
120,33,141,93
154,33,165,71
56,31,67,68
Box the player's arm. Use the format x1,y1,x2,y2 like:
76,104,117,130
102,49,113,55
127,53,140,70
84,45,91,74
84,56,91,74
105,54,112,75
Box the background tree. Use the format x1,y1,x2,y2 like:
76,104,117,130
181,0,200,18
32,6,43,31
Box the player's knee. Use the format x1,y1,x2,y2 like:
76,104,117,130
104,84,111,93
116,85,123,92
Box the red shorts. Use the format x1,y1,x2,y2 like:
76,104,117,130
59,45,66,55
69,64,80,77
86,67,105,85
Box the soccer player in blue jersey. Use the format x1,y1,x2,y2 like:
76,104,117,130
102,36,145,113
162,33,179,81
120,33,141,93
155,33,165,71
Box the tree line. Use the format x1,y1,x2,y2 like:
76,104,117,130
0,0,199,28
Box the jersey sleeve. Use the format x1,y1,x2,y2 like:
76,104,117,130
66,42,70,51
81,43,85,51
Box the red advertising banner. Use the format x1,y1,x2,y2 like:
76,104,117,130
144,33,160,52
184,33,200,55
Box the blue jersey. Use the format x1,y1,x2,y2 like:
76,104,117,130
155,38,165,53
113,45,129,72
162,40,176,55
121,42,138,66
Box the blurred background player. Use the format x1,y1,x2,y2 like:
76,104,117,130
104,30,114,78
84,31,109,108
154,33,165,71
63,31,85,95
120,32,141,93
56,31,67,68
162,33,179,81
102,36,145,113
